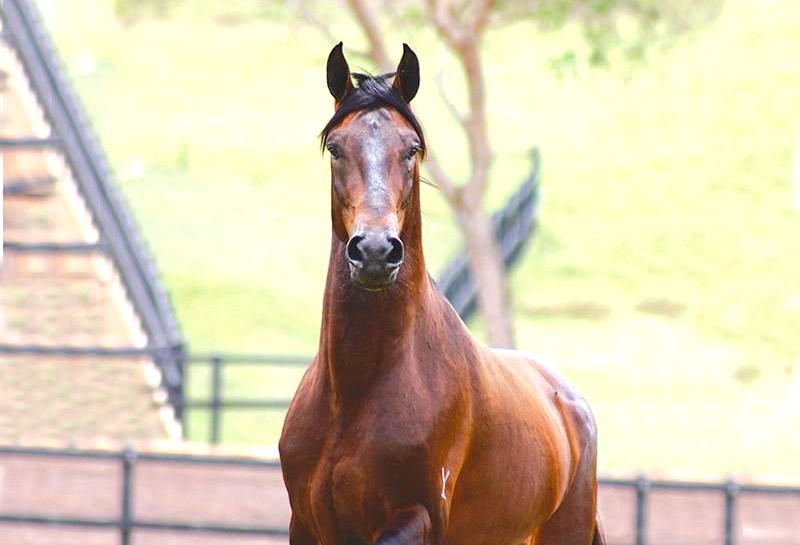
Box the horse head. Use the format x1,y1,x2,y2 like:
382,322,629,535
321,43,425,291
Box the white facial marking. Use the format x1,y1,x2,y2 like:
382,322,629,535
441,467,451,501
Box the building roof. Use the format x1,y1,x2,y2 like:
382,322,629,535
1,0,180,444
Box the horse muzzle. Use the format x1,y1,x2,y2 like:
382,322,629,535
346,231,404,291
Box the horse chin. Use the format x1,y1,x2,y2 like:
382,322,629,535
349,267,399,292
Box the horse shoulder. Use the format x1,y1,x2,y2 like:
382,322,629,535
533,356,597,453
495,350,598,461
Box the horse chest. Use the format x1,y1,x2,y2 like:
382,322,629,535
306,410,437,544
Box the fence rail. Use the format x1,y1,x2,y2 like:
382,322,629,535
181,352,310,443
0,445,284,545
2,175,56,196
0,135,60,148
1,444,798,545
0,343,178,358
2,241,110,253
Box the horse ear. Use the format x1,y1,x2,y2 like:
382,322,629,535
393,43,420,103
327,42,353,101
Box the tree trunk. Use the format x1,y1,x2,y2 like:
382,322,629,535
455,205,515,348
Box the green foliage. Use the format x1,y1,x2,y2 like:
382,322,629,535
497,0,724,67
113,0,175,25
112,0,284,25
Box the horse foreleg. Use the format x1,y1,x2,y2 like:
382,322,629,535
591,514,606,545
290,514,317,545
535,444,599,545
373,505,432,545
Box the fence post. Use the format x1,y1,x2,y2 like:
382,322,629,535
724,479,738,545
635,474,649,545
120,446,136,545
210,353,223,444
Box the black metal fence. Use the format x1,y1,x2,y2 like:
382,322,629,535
1,444,798,545
181,352,310,444
0,445,286,544
604,475,800,545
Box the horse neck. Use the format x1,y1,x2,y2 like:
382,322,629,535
319,184,431,400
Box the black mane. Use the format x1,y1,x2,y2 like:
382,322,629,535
320,72,425,155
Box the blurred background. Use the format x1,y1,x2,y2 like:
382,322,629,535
1,0,800,541
49,0,800,476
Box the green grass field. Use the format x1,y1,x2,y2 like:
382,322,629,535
46,0,800,480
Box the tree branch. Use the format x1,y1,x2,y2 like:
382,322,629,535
426,0,495,206
467,0,495,40
345,0,392,72
289,0,372,61
434,63,465,126
422,147,461,206
425,0,465,50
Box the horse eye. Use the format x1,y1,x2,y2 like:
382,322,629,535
327,143,342,159
406,145,421,160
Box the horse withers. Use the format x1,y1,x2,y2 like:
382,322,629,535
279,42,604,545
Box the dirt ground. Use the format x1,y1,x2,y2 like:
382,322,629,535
0,453,798,545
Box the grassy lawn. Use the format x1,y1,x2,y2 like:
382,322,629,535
45,0,800,480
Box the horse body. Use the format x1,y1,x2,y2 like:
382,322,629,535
281,244,598,545
280,43,602,545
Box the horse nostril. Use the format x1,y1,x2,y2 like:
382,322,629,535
347,235,365,263
386,237,404,266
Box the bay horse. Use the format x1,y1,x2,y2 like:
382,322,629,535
279,43,604,545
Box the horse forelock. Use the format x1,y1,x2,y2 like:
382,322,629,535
320,73,425,156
